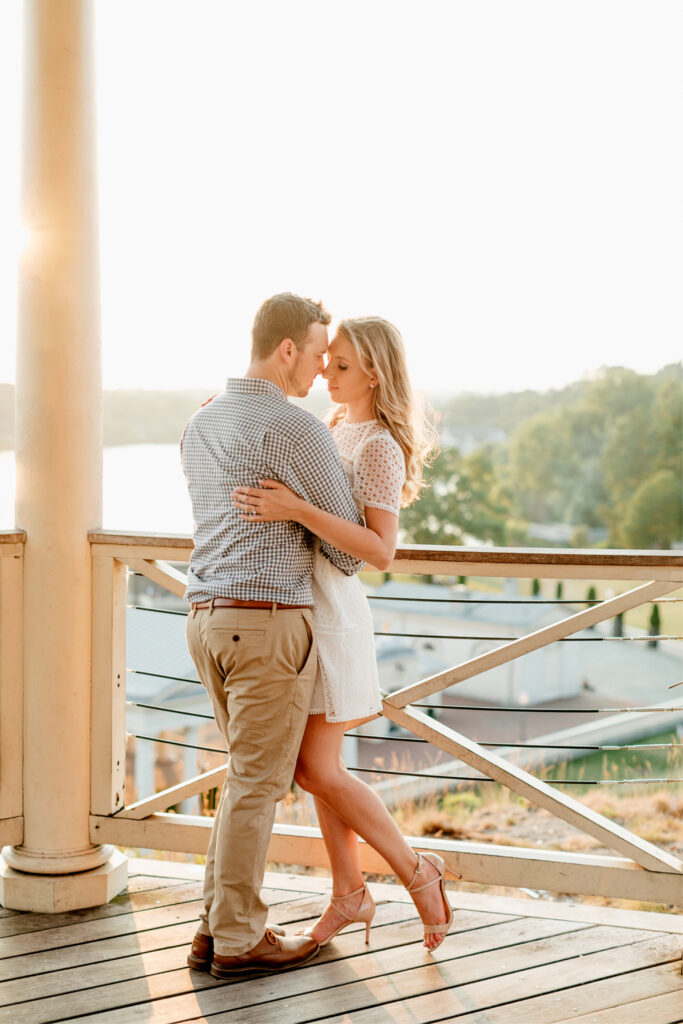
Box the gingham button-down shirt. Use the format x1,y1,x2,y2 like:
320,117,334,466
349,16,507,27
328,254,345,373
181,378,364,604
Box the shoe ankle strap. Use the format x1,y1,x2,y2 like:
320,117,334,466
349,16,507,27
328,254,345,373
329,884,366,920
406,853,440,895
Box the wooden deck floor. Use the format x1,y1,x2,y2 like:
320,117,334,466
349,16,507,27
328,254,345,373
0,859,682,1024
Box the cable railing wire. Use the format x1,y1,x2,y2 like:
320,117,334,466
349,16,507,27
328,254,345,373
126,607,680,642
128,669,203,685
125,674,683,715
413,702,683,713
125,702,683,753
129,734,682,786
374,630,681,642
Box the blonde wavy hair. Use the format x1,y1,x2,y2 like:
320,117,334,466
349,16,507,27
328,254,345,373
328,316,438,507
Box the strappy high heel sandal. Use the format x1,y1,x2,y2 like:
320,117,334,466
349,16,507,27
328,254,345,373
406,852,453,951
301,883,376,946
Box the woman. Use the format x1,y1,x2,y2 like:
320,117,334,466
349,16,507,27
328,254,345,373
232,316,454,951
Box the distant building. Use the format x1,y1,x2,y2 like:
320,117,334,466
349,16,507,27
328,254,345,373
440,426,506,455
124,579,683,799
368,580,582,708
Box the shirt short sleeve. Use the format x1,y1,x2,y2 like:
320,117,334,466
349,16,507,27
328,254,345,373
354,434,406,516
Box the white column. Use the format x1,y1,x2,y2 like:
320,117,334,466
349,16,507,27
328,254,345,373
0,0,126,911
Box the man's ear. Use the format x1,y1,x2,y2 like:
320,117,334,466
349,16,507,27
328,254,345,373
278,337,297,364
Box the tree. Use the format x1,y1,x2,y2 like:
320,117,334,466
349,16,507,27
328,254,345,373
619,470,682,549
508,411,576,522
400,446,510,546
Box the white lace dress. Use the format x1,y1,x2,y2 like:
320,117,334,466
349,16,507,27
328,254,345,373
309,420,406,722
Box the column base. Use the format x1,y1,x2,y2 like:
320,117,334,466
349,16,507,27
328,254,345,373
0,848,128,912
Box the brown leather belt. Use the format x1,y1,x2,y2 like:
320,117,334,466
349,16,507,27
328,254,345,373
190,598,311,610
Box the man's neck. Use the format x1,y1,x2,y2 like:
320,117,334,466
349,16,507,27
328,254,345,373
245,361,287,394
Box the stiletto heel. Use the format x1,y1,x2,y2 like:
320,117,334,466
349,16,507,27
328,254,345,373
300,883,375,946
406,852,454,952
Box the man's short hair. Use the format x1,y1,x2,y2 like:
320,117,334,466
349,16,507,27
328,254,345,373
251,292,331,360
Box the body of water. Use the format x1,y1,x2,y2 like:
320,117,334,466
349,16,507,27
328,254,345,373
0,444,194,534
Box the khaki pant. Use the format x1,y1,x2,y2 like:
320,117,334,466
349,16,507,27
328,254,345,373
186,605,317,955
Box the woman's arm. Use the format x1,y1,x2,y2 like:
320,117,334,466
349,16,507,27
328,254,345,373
232,480,398,571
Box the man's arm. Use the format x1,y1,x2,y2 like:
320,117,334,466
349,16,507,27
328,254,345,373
271,420,365,576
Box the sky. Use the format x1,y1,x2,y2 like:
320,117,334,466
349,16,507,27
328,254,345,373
0,0,681,396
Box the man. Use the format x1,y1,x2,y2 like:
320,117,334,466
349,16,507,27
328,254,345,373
181,292,363,977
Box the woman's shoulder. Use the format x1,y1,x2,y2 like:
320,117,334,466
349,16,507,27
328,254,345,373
356,426,405,482
360,422,402,453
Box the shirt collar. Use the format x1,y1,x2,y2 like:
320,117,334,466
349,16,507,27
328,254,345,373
225,377,285,399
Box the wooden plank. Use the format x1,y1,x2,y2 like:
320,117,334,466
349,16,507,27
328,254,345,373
428,964,683,1024
0,898,205,958
59,927,676,1024
380,704,683,877
88,534,683,571
0,881,206,939
0,531,26,548
126,558,188,599
169,975,683,1024
0,552,22,821
88,535,683,582
417,889,683,933
126,858,205,882
8,916,583,1024
90,815,683,904
0,903,417,997
121,766,227,820
124,875,194,896
0,884,344,962
90,555,128,816
390,544,683,569
386,579,680,708
389,556,683,582
0,903,438,1014
268,825,683,901
236,934,682,1024
553,988,683,1024
90,531,193,551
0,893,342,979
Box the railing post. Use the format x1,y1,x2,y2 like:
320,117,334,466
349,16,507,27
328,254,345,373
91,555,128,817
0,540,24,846
0,0,126,911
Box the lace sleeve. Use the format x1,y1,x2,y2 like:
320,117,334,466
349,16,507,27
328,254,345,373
355,434,406,516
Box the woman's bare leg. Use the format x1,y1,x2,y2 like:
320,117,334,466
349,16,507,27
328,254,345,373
294,714,449,948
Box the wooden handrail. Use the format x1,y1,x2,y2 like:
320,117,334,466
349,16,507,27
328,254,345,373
0,530,26,545
87,529,683,569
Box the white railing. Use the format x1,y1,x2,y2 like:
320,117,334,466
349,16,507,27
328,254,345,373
0,531,24,850
85,530,683,906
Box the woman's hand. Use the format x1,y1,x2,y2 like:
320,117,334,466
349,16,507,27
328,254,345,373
231,479,303,523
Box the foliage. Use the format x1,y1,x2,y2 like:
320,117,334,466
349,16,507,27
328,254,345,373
400,444,510,545
413,362,682,551
619,470,682,550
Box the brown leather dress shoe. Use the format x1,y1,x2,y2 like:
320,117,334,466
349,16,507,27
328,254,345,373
187,925,287,971
187,931,214,971
210,928,319,978
184,925,288,970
